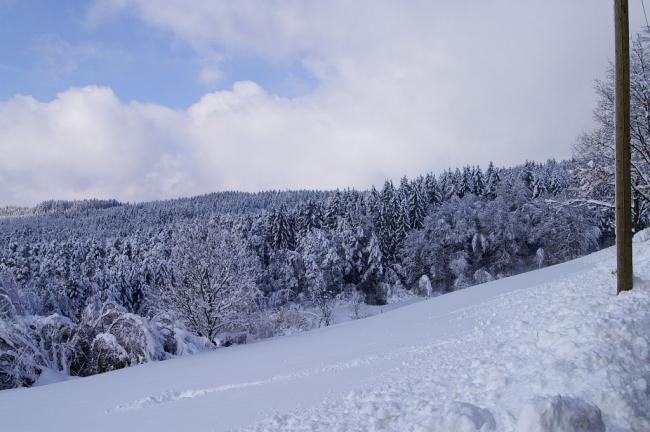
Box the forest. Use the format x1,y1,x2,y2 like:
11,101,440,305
2,34,650,391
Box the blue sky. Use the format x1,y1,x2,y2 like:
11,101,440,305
0,0,316,107
0,0,647,205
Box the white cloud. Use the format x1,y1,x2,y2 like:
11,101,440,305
0,87,193,204
2,1,646,205
0,81,401,204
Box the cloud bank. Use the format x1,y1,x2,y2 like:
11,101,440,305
0,0,635,205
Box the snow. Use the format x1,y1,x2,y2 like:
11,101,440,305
1,242,650,431
326,289,420,325
32,368,77,387
633,227,650,243
429,402,497,432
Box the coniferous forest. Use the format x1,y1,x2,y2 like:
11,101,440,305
2,33,650,391
0,160,609,389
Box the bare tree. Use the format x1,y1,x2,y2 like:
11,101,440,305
162,223,261,343
574,35,650,231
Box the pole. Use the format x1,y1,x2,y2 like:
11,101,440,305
615,0,633,293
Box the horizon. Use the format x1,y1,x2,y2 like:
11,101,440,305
0,158,559,208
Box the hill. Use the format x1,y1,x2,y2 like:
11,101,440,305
1,234,648,431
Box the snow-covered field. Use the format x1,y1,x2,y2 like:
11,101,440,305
1,240,649,431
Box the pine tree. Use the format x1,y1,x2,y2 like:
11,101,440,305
439,171,456,201
520,161,536,197
485,161,500,199
458,167,473,198
270,206,296,250
324,192,343,230
473,166,486,196
424,174,442,205
407,182,426,230
361,233,386,305
336,222,364,285
297,199,324,233
378,181,400,261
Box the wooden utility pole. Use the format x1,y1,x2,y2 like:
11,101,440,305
615,0,633,293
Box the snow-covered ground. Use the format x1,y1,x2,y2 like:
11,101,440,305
1,241,650,432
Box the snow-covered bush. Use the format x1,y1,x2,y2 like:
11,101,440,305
473,269,494,285
515,395,605,432
107,313,158,364
251,304,318,338
150,313,210,357
25,314,75,374
267,288,296,309
0,271,39,317
450,253,471,290
347,288,365,318
1,297,211,388
0,313,75,389
0,293,16,320
0,319,40,389
384,281,415,304
535,248,545,268
70,301,161,376
416,275,432,297
90,333,129,374
307,281,337,327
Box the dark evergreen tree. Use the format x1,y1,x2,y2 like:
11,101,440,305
473,166,485,196
485,161,500,199
324,191,343,230
406,182,426,231
297,199,324,234
423,173,442,205
458,167,473,198
269,206,296,250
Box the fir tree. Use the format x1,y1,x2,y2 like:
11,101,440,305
485,161,500,199
269,206,296,250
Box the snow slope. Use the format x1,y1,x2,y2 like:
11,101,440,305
1,242,649,431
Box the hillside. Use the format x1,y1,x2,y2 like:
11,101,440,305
1,235,649,431
0,159,607,396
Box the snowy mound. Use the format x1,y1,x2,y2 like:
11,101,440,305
430,402,496,432
515,395,605,432
633,227,650,243
1,243,649,432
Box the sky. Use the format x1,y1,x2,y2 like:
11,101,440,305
0,0,647,206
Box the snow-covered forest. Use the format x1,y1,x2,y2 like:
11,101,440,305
0,159,610,389
2,33,650,392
